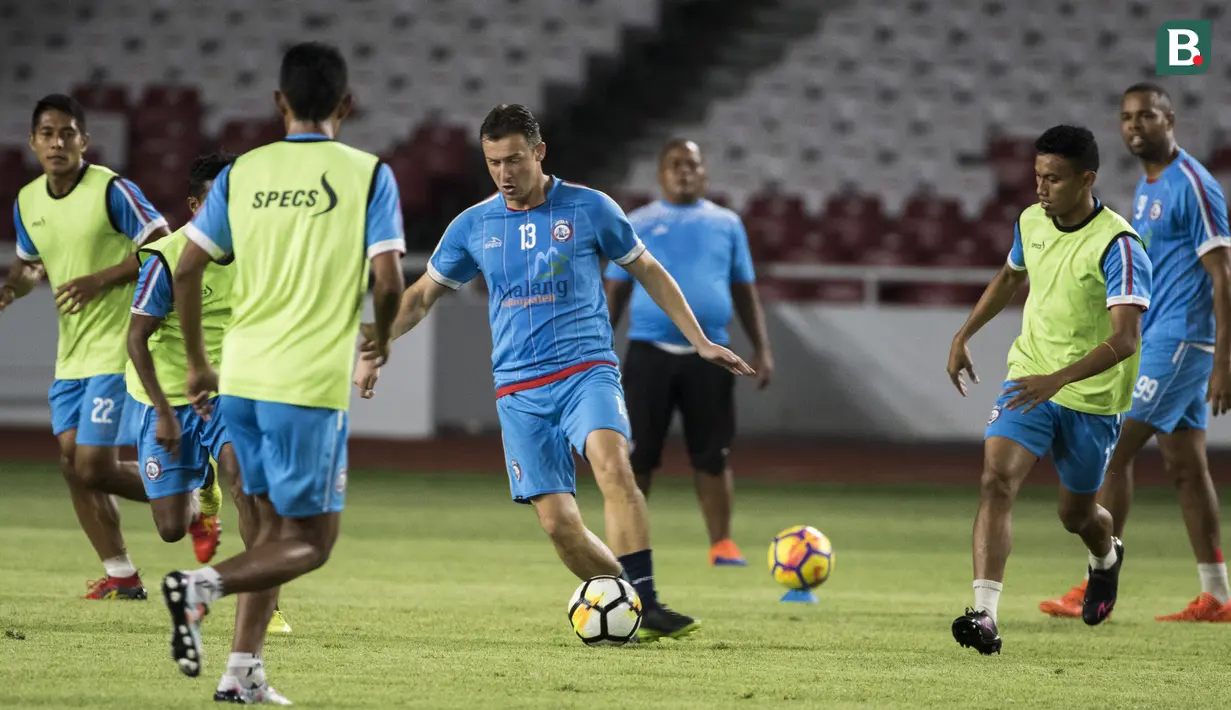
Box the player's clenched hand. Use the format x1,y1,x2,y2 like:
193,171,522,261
154,407,182,461
1003,374,1064,414
698,341,755,376
946,338,979,396
0,285,15,314
1207,365,1231,417
353,357,380,399
186,366,219,421
54,273,103,315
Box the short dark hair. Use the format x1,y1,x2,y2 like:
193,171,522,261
1123,81,1173,111
279,42,348,122
188,151,239,199
479,104,541,145
1035,124,1099,174
658,138,701,165
31,94,86,134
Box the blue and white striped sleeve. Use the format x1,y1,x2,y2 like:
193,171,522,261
131,255,172,319
184,165,233,261
14,201,38,262
107,178,169,245
1177,159,1231,257
1103,233,1152,310
365,163,406,259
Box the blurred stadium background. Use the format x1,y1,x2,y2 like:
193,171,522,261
4,0,1231,473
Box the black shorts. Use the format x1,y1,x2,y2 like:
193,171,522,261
622,340,735,476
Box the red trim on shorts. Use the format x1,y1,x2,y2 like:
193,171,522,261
495,361,614,398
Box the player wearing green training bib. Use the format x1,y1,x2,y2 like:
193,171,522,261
0,94,170,600
157,43,405,704
945,126,1154,655
124,153,236,566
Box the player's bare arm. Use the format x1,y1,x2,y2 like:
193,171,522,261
947,264,1029,396
621,250,754,376
1005,304,1143,413
354,270,441,398
55,254,141,316
173,240,217,417
368,251,405,366
0,258,45,313
1201,247,1231,416
732,282,774,389
127,312,181,459
603,278,633,326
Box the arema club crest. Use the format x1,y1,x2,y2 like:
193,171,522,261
552,219,573,243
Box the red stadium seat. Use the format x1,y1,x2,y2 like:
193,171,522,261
71,84,130,112
217,118,285,154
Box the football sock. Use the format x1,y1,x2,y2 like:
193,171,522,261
1198,562,1230,604
618,549,658,607
226,653,264,689
189,566,225,606
973,579,1002,624
102,554,137,579
1089,545,1118,571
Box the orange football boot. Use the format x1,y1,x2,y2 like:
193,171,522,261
188,514,222,564
1156,593,1231,622
1039,581,1085,618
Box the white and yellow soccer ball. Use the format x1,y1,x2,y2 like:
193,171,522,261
768,525,834,590
567,575,643,646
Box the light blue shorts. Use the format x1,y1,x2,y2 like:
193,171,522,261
220,396,349,518
496,365,631,503
49,374,128,446
126,396,229,499
985,381,1123,494
1127,341,1213,434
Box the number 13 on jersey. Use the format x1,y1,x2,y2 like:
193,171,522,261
519,223,536,250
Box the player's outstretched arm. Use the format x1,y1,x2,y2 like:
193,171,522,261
54,255,141,315
947,264,1029,396
0,259,44,314
174,241,217,417
1201,248,1231,416
623,250,754,376
354,272,447,399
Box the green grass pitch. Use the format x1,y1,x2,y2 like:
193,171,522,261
2,464,1230,708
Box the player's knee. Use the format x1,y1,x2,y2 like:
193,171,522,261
1163,458,1205,489
71,449,110,488
1058,505,1093,534
154,516,188,543
537,505,585,545
978,465,1016,501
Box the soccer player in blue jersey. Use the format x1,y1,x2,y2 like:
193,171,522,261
604,138,772,567
0,94,169,599
159,43,405,703
1041,83,1231,622
354,104,753,641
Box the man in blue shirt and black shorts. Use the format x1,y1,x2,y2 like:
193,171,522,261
606,139,774,567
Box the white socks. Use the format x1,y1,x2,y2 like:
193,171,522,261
973,579,1003,624
1198,563,1230,604
188,567,225,607
102,554,137,579
1089,545,1118,571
